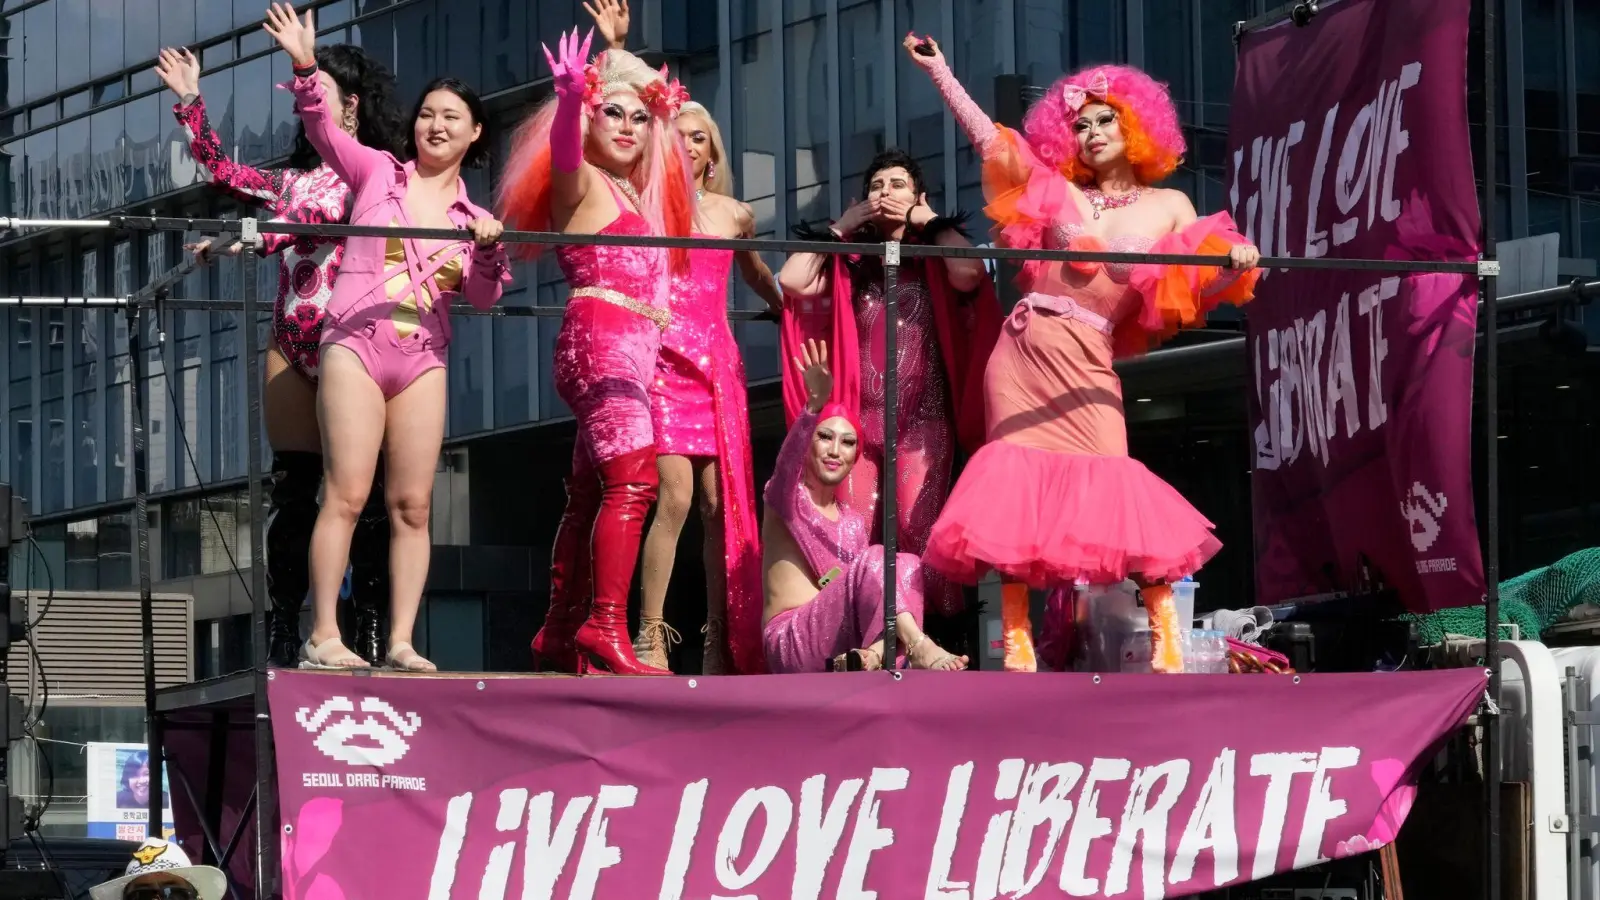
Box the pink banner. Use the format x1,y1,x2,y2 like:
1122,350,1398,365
1227,0,1486,611
269,669,1482,898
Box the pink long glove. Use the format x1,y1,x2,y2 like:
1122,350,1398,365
540,27,595,174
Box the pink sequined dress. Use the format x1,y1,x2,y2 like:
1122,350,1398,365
177,96,349,379
553,179,669,466
841,263,961,616
762,410,926,674
647,241,764,673
922,60,1258,589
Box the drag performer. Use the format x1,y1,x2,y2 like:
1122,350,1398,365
763,340,968,674
267,4,509,672
497,29,695,676
155,44,407,666
776,149,1001,621
635,99,782,674
585,3,780,675
906,35,1260,673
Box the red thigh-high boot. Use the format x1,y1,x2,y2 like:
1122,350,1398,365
575,446,672,676
532,465,602,672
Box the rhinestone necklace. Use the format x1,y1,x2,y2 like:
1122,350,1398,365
607,172,642,212
1083,186,1144,219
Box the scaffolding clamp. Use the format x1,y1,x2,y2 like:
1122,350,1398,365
1477,259,1500,277
238,217,265,253
884,240,901,268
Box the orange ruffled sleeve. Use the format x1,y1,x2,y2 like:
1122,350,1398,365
980,126,1085,291
1118,211,1260,358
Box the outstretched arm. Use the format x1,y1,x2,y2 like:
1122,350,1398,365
765,340,832,515
161,48,291,208
266,4,387,192
584,0,630,50
903,34,999,156
543,28,600,222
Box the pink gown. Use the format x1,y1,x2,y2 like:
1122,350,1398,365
647,241,764,673
762,410,926,674
922,61,1258,589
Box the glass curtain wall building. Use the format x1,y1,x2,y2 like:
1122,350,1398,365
0,0,1595,681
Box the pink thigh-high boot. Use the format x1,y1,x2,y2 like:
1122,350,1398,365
762,547,926,674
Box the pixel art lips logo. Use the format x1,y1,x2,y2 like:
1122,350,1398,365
295,696,422,768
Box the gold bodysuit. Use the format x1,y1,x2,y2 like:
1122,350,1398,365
385,219,464,338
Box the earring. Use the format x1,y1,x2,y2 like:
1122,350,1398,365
706,160,716,180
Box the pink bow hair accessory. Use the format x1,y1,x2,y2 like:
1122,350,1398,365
1062,72,1112,113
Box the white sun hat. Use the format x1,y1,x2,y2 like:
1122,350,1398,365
89,838,228,900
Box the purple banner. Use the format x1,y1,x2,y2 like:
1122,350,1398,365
1227,0,1486,611
269,669,1482,899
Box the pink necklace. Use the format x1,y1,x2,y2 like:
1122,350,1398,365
1083,186,1144,219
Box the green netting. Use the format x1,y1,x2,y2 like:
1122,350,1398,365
1405,547,1600,644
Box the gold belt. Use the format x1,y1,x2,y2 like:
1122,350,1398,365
569,286,670,331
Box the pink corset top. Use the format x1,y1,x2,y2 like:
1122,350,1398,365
1045,221,1155,284
556,187,668,326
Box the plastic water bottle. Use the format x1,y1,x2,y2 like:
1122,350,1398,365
1185,629,1229,674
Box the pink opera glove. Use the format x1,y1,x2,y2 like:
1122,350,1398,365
540,27,595,174
927,57,998,156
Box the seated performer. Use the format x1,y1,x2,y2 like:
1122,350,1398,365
776,150,1001,622
906,35,1260,673
762,339,969,673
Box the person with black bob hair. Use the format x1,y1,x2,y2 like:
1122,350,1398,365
267,3,508,673
156,41,408,668
405,77,494,170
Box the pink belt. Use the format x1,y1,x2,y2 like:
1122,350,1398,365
1009,292,1113,335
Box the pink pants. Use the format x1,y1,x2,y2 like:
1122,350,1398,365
555,298,663,464
763,547,926,673
323,316,446,400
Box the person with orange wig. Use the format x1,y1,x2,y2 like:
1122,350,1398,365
496,28,695,676
905,36,1261,673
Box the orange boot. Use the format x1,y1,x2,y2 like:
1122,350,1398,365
1001,582,1037,673
1143,584,1185,674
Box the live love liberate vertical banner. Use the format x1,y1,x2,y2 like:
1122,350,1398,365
1227,0,1486,611
269,669,1482,899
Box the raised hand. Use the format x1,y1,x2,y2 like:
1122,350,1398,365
874,193,913,224
583,0,630,50
833,198,873,238
154,48,201,101
542,27,596,103
902,32,945,69
263,2,316,69
795,339,832,411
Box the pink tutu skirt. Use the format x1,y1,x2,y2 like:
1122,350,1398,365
924,439,1221,588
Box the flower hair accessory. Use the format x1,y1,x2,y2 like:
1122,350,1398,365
641,67,690,118
1062,72,1112,114
582,62,606,109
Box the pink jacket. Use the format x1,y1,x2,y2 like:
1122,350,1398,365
289,72,509,346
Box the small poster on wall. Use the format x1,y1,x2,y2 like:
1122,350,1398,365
85,742,175,841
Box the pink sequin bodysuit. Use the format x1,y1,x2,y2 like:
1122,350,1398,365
762,411,927,674
842,262,961,616
177,97,349,379
554,180,669,465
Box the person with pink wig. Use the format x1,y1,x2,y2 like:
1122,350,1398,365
496,28,696,676
762,340,968,674
584,3,780,676
905,35,1261,674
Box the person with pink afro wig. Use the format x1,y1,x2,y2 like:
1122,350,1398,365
904,34,1262,674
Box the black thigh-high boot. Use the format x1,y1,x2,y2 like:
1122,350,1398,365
265,451,323,667
348,456,391,665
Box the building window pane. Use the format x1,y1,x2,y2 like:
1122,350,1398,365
40,397,65,514
10,399,31,516
787,16,830,227
449,317,488,437
493,284,534,429
840,5,884,184
66,518,99,590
